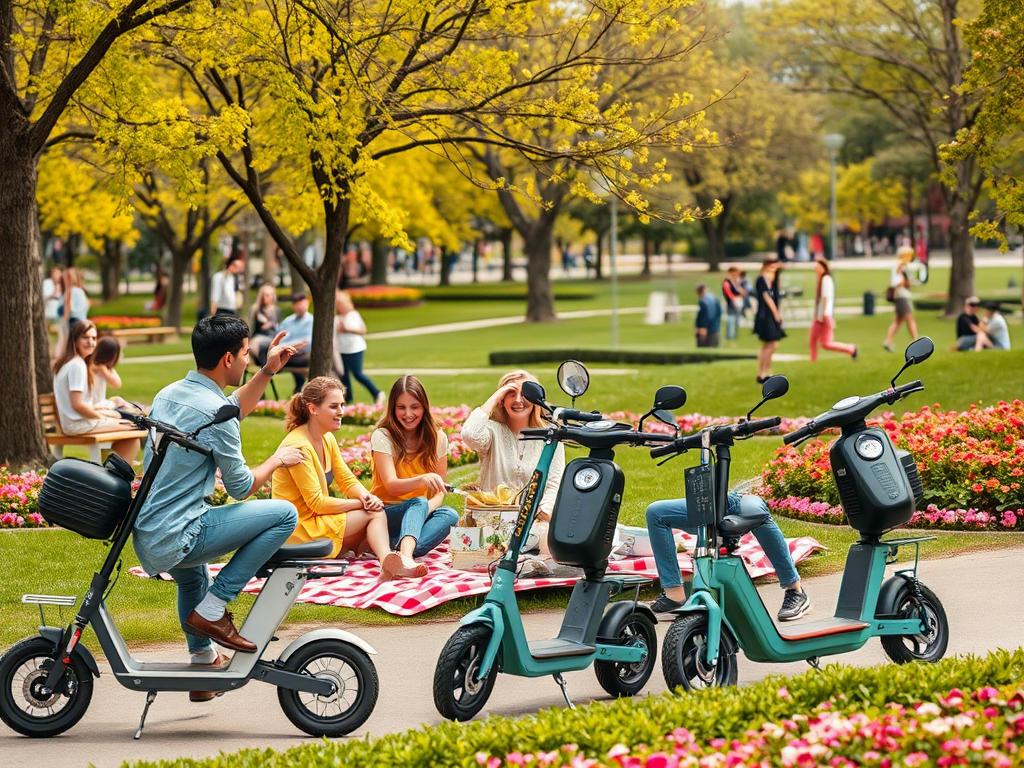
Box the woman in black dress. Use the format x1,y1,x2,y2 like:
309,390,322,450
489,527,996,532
753,258,785,383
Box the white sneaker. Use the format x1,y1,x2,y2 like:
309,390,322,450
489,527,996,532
375,392,386,407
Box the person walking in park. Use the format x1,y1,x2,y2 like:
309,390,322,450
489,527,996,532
460,370,566,553
132,317,305,696
695,283,723,348
272,377,398,571
809,258,857,362
333,290,384,406
52,321,140,462
753,259,786,384
368,376,459,578
277,291,314,390
882,245,919,352
721,267,745,342
209,254,245,316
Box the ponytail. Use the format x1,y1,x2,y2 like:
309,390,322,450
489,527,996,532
284,376,343,432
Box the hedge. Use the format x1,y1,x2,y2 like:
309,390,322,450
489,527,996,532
126,648,1024,768
419,286,596,302
489,349,756,366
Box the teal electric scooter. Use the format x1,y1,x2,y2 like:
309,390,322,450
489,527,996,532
652,338,948,690
432,361,686,720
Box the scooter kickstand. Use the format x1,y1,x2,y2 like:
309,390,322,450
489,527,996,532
807,656,821,671
553,673,575,710
134,691,158,740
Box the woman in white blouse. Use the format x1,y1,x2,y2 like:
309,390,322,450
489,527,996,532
460,370,565,552
808,258,857,362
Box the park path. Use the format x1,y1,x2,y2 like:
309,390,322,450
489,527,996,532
2,544,1019,768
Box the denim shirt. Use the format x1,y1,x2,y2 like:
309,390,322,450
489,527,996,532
132,371,254,574
278,312,314,347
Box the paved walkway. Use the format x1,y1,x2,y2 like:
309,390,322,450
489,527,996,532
3,545,1021,768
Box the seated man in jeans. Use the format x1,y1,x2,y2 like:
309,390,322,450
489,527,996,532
645,493,811,621
133,316,306,701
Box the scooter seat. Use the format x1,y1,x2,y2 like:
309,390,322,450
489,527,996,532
265,539,335,563
718,515,762,538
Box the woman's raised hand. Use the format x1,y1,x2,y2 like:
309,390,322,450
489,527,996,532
420,472,447,496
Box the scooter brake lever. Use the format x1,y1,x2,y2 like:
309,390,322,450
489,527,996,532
656,451,685,467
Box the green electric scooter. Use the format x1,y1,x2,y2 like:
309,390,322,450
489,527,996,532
652,338,948,690
432,361,685,720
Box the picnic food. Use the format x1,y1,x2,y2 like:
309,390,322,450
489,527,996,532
464,484,518,507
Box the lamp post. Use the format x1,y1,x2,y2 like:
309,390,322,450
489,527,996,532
591,170,620,349
823,133,845,260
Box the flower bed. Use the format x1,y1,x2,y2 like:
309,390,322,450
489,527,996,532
761,400,1024,531
0,467,45,528
347,285,423,308
90,315,163,330
476,682,1024,768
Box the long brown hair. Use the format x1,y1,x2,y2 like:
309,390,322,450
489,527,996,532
491,370,545,429
375,376,438,469
53,320,97,388
814,258,831,304
285,376,343,432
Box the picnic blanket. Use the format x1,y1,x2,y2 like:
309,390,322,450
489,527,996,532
129,532,825,617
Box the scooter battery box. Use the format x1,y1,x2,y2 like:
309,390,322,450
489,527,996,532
830,427,914,537
38,457,134,540
548,458,625,567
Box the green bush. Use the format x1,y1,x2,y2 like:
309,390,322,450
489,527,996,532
419,285,596,301
489,349,756,366
127,649,1024,768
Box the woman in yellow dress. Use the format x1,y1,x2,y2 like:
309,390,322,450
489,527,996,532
272,376,419,580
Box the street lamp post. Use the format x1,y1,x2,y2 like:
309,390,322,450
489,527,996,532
608,193,618,349
823,133,845,260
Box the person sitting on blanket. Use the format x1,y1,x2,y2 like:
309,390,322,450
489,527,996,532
368,375,459,579
272,376,405,578
460,369,565,553
645,493,811,622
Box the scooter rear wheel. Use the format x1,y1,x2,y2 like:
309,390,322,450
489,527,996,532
433,624,498,721
0,636,93,737
880,583,948,664
662,613,738,692
277,640,379,737
594,612,657,697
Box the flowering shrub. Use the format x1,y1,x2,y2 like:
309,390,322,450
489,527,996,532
346,285,423,306
762,400,1024,531
90,315,163,330
475,683,1024,768
0,466,46,528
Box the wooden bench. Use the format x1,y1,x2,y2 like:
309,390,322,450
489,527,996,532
101,327,181,347
39,393,147,463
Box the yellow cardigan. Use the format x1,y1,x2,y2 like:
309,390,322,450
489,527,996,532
272,426,366,556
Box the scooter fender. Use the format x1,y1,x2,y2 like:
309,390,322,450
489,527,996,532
598,601,658,635
680,591,724,668
461,604,505,679
39,626,101,679
875,573,927,631
277,628,377,665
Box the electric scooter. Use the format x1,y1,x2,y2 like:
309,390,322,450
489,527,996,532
652,338,948,690
432,361,686,720
0,404,379,739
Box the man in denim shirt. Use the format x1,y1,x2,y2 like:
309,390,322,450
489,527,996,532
133,316,305,701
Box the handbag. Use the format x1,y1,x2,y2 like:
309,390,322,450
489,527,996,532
885,286,896,302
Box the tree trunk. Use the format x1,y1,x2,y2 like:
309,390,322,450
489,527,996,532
945,195,976,317
306,201,349,379
99,238,122,300
0,135,50,468
523,212,558,322
698,194,732,273
500,228,514,282
641,237,652,276
31,208,53,397
370,239,389,286
439,245,452,287
165,243,199,330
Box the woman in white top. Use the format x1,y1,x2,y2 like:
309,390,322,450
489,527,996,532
88,336,130,410
808,259,857,362
333,290,383,406
460,370,566,553
52,321,140,461
882,246,919,352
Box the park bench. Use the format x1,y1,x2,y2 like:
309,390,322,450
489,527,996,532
39,393,147,463
101,326,181,347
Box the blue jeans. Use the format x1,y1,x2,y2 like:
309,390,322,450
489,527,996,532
384,497,458,558
725,312,739,341
339,351,381,402
645,493,798,591
169,500,298,654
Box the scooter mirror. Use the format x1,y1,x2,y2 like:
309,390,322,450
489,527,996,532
761,375,789,401
653,409,678,428
211,404,241,425
905,337,934,365
557,360,589,398
521,380,547,406
653,385,686,411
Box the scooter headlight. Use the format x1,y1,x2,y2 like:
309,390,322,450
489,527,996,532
855,435,885,460
573,467,601,491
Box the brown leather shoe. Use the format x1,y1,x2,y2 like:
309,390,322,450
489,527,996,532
184,610,257,653
190,652,229,702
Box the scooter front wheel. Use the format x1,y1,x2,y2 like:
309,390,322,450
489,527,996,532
880,583,948,664
662,613,738,692
0,636,93,737
277,640,379,737
594,612,657,697
433,624,498,721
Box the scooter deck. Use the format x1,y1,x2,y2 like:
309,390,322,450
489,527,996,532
777,617,869,641
529,639,596,659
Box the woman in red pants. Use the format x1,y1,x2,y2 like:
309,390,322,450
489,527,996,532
809,258,857,362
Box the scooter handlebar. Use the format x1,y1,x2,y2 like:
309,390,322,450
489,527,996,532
555,408,603,423
783,423,814,446
732,416,782,438
650,432,704,459
116,409,214,456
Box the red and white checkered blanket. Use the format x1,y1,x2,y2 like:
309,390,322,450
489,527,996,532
130,532,825,617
